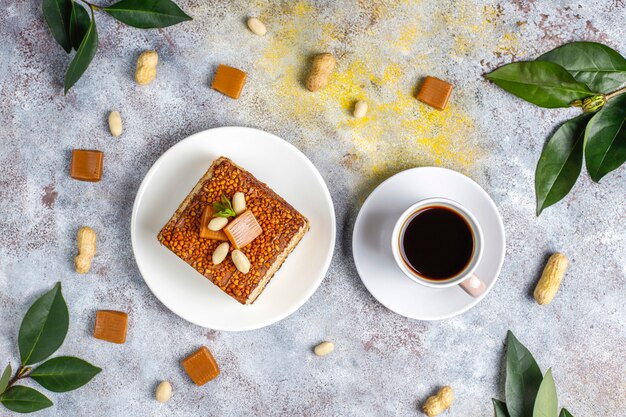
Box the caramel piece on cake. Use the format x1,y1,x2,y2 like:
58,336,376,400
70,150,104,182
157,157,309,304
181,346,220,386
211,65,247,99
199,206,229,240
416,76,453,110
93,310,128,344
224,210,262,249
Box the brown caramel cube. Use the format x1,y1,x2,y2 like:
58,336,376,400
70,150,104,182
199,206,229,240
93,310,128,344
223,210,262,249
211,65,247,99
181,346,220,386
416,76,453,110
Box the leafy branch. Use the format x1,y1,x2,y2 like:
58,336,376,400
0,283,101,413
42,0,192,93
493,331,575,417
484,41,626,215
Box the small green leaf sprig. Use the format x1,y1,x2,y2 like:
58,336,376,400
42,0,192,93
493,331,574,417
484,42,626,215
212,195,237,218
0,283,101,413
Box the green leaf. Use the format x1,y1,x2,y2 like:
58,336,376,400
535,114,591,215
18,282,69,366
493,399,511,417
484,61,593,108
559,409,574,417
538,42,626,93
0,386,53,413
69,0,90,51
533,369,558,417
42,0,73,53
212,195,237,218
505,331,543,417
584,93,626,182
64,10,98,93
104,0,192,29
30,356,101,393
0,364,11,395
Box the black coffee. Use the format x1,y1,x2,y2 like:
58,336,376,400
400,206,474,280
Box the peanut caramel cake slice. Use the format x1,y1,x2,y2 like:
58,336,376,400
157,157,310,304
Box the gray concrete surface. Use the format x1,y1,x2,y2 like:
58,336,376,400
1,0,625,415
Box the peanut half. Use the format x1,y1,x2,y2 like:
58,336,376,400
155,380,172,403
305,53,336,92
212,242,229,265
75,226,96,274
534,252,568,305
208,217,228,231
231,249,250,274
422,386,454,417
313,341,334,357
246,17,267,36
353,100,368,118
232,192,246,214
135,50,158,85
108,111,123,137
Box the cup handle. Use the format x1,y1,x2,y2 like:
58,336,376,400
459,274,486,297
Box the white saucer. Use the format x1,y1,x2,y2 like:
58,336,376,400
131,127,336,331
352,167,505,320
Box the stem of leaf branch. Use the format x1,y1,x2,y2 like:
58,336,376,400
606,86,626,100
4,366,31,391
77,0,100,11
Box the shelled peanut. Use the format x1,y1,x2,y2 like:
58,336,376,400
108,111,123,136
155,381,172,403
314,341,334,357
353,100,368,118
231,250,250,273
208,217,228,231
232,192,246,214
246,17,267,36
212,242,229,265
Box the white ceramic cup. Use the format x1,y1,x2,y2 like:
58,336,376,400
391,197,487,297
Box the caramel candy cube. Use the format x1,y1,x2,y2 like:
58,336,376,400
416,76,453,110
211,65,247,99
199,206,229,240
93,310,128,344
181,346,220,386
70,150,104,182
223,210,262,249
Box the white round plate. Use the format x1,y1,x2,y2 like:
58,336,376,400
131,127,336,331
352,167,505,321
